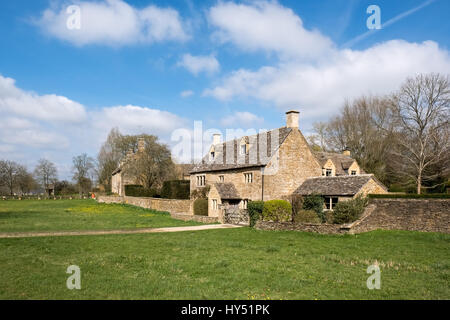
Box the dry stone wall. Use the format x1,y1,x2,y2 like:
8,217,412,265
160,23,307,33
97,195,191,214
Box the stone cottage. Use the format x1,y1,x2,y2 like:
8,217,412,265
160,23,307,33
190,110,387,219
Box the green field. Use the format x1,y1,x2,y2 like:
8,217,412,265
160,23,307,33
0,200,201,233
0,200,449,299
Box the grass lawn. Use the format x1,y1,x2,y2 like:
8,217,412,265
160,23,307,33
0,200,201,233
0,227,449,299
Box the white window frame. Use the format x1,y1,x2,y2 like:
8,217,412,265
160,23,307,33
196,175,206,187
240,144,247,155
326,169,333,177
244,172,253,183
212,199,218,210
351,170,357,176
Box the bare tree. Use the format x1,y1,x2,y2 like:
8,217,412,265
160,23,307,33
312,95,396,183
72,154,95,196
0,160,21,195
16,166,36,195
97,128,122,192
391,73,450,194
34,159,58,192
123,136,175,190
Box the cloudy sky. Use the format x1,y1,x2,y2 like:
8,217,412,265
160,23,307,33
1,0,449,179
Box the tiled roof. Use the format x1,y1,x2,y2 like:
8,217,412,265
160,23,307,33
190,127,292,173
314,152,359,175
214,183,241,199
294,174,383,196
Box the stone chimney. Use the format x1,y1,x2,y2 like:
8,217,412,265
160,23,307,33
286,110,299,128
212,133,221,145
138,138,145,153
342,148,351,156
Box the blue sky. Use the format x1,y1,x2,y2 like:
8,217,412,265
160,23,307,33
1,0,449,179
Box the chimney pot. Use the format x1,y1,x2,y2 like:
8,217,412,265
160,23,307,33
343,149,351,156
286,110,299,128
213,133,221,145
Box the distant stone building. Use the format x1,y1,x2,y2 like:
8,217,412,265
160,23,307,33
111,138,146,196
190,110,387,218
111,139,195,196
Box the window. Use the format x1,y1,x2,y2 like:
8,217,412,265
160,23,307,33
351,170,357,176
326,169,332,176
210,151,215,161
218,175,224,182
212,199,218,210
324,197,338,210
244,173,253,183
241,199,248,209
196,175,206,187
240,144,247,155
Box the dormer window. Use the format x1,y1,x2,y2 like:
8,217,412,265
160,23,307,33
326,169,332,177
351,170,357,176
210,151,215,161
240,144,246,155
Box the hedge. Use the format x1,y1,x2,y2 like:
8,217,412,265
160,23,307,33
161,180,190,199
369,193,450,199
248,201,264,227
124,185,160,198
262,200,292,222
193,198,208,216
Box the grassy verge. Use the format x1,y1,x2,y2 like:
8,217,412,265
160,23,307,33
0,228,448,299
0,199,201,233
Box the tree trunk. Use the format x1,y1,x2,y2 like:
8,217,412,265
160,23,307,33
417,174,422,195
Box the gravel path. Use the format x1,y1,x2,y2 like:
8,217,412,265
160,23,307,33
0,224,242,239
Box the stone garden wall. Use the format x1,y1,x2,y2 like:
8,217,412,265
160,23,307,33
255,199,450,234
97,195,191,214
350,198,450,234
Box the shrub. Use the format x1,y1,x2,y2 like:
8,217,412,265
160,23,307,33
262,200,292,222
288,194,304,221
293,210,321,223
302,194,324,221
333,195,369,224
161,180,190,199
324,210,334,224
193,198,208,216
124,185,159,197
248,201,264,227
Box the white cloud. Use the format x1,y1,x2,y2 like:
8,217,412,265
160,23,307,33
221,111,264,127
208,1,333,60
94,105,186,135
204,2,450,119
180,90,194,98
0,74,189,178
36,0,189,46
177,54,220,75
0,75,87,123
